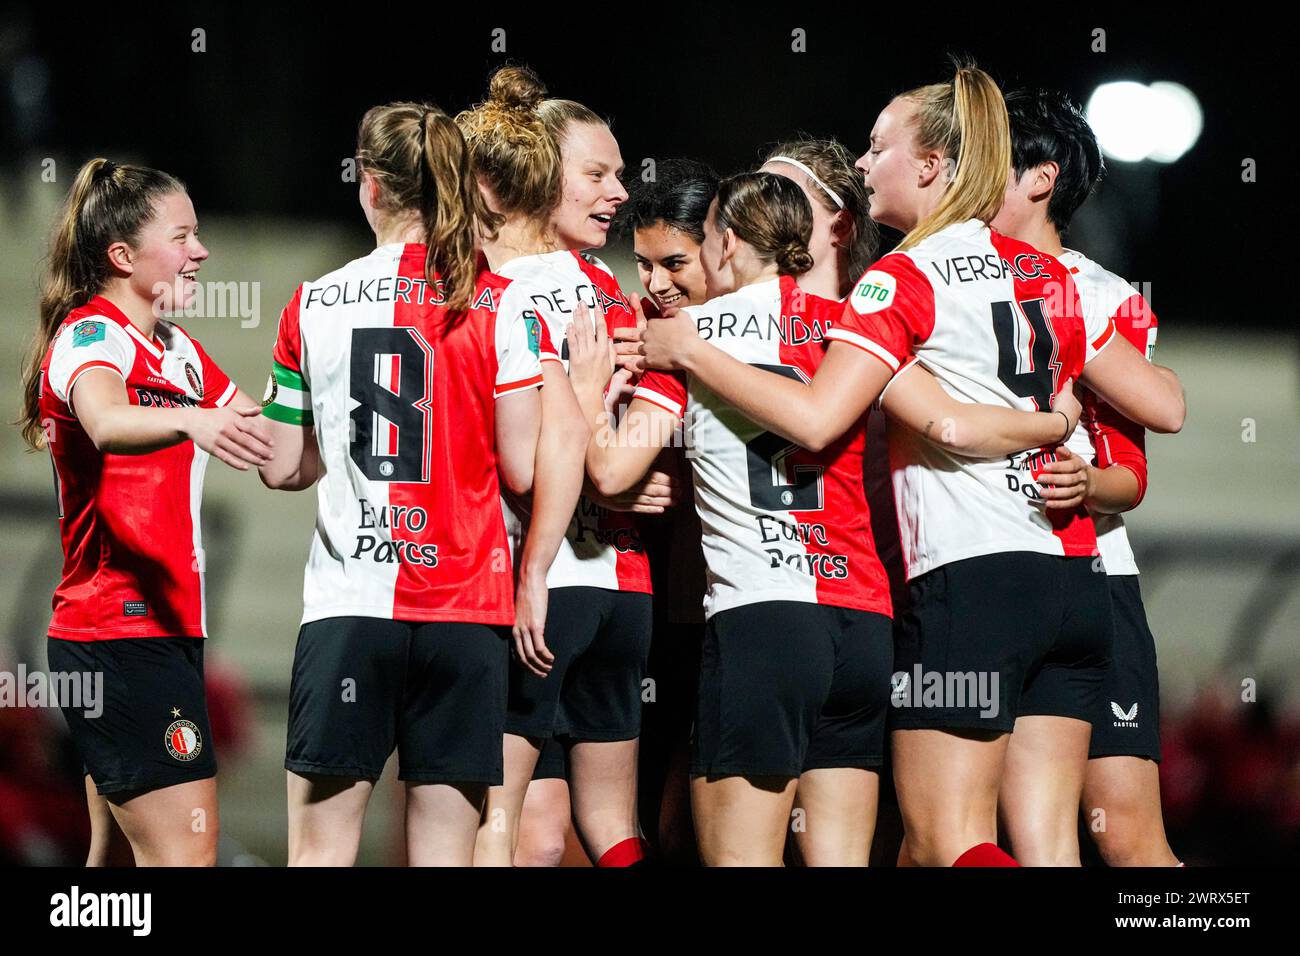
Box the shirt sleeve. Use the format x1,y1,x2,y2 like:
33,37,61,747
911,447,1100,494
1079,271,1119,362
263,285,313,426
825,253,936,372
493,285,548,399
1084,291,1159,506
189,335,238,409
46,316,135,407
633,369,688,419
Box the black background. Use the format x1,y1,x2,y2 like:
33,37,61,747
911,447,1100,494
3,6,1289,332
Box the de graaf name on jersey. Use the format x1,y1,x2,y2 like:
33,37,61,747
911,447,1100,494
757,515,849,579
571,496,644,553
528,281,626,319
929,251,1053,286
351,497,439,567
692,309,830,347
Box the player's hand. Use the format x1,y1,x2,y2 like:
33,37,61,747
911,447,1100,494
512,570,554,677
566,301,614,398
586,469,680,514
187,405,274,471
604,367,638,419
1051,377,1082,438
611,294,651,375
638,311,699,371
1038,445,1093,510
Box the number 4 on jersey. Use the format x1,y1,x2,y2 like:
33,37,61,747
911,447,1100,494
991,297,1061,411
349,327,433,482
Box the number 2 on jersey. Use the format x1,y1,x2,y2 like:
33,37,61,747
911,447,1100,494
990,297,1060,411
349,327,433,482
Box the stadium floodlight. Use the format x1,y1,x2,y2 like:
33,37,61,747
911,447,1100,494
1146,82,1203,163
1086,80,1203,164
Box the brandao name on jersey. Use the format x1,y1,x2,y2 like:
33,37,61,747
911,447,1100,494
827,219,1116,580
495,250,651,594
1059,248,1159,577
635,275,891,619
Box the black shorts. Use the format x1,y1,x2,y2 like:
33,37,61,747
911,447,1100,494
890,552,1113,733
46,636,217,797
1088,575,1162,762
285,616,509,785
531,737,569,781
692,601,893,778
506,587,652,742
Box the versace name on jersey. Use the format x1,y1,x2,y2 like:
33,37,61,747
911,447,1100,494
929,251,1054,286
693,310,831,347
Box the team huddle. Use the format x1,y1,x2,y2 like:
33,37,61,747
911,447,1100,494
20,60,1186,867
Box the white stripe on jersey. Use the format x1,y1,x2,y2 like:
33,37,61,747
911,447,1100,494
1060,248,1143,576
495,250,642,592
189,447,210,637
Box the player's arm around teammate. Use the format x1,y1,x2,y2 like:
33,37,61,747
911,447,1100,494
19,159,272,866
990,88,1181,867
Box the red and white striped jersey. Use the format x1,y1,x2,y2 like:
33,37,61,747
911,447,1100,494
1060,249,1158,577
39,295,237,641
265,243,549,626
635,275,891,619
828,219,1116,580
495,250,652,594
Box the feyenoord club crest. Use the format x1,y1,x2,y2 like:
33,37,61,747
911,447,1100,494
184,361,203,399
165,716,203,761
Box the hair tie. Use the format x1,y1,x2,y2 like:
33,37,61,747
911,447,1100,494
766,156,845,209
95,160,117,182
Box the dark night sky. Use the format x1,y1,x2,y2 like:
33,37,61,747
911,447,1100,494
4,7,1288,331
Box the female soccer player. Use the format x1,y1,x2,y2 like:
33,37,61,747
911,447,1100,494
259,101,586,867
639,63,1186,866
992,88,1181,867
572,169,1086,865
619,158,719,863
456,65,657,867
20,158,271,866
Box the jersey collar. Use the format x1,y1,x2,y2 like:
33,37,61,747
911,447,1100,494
84,294,164,359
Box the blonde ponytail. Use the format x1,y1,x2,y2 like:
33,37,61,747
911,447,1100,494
897,63,1010,251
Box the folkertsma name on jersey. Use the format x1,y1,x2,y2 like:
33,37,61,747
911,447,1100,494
0,665,102,718
50,887,151,936
300,275,495,310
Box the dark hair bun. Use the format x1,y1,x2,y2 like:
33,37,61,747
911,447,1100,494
777,241,814,275
488,65,547,112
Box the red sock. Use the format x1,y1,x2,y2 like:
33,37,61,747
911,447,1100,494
952,843,1020,867
597,837,650,867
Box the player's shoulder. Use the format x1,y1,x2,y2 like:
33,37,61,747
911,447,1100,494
576,251,621,286
54,299,136,353
689,277,778,319
1059,248,1144,315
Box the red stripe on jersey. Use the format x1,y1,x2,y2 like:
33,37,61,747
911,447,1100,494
66,360,124,396
988,233,1098,558
776,276,891,617
1091,320,1116,353
495,372,544,397
383,245,517,623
